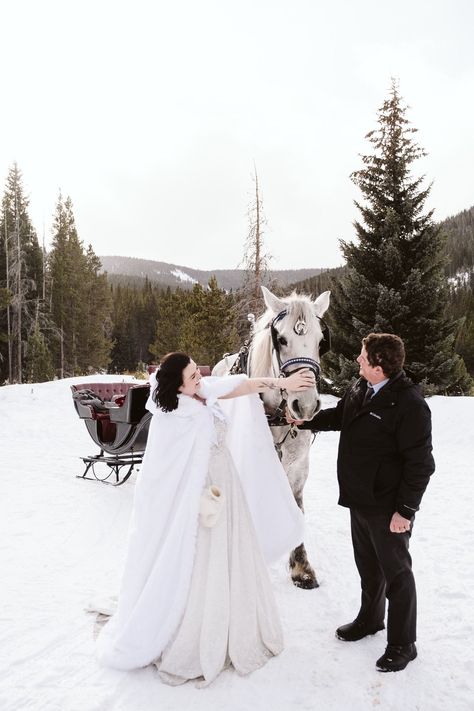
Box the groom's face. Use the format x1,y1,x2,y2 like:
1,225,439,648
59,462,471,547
356,346,386,384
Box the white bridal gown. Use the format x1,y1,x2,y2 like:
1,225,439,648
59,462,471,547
157,416,284,686
95,374,304,687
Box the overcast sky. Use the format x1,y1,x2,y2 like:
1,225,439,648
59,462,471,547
1,0,473,270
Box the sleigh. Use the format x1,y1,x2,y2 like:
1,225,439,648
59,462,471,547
71,366,211,485
71,381,152,485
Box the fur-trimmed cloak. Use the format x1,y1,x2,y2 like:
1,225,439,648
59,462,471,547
96,374,304,670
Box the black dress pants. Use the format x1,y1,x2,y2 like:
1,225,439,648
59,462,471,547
350,508,417,645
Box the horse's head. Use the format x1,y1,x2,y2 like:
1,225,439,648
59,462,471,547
255,286,331,421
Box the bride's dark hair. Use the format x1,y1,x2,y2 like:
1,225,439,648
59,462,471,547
152,352,191,412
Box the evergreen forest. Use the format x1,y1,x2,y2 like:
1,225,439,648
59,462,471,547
1,85,473,392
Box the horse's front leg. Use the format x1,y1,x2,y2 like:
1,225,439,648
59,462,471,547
280,431,319,590
288,497,319,590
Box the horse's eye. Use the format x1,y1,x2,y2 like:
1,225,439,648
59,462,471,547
278,336,288,346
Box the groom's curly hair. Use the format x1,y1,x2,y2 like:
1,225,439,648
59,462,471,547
363,333,405,378
152,352,191,412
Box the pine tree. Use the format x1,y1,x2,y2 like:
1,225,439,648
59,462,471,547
325,80,472,394
49,194,112,376
0,163,44,383
25,326,55,383
179,283,207,360
0,288,10,309
109,284,138,372
442,206,474,277
178,277,239,367
49,192,82,376
448,272,474,377
149,287,185,362
136,277,160,366
79,244,113,372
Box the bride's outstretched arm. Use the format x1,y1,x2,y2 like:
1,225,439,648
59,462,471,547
214,369,315,399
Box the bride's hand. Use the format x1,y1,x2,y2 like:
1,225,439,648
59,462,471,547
283,369,315,392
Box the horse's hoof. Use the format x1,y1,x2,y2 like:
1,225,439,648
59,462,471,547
292,574,319,590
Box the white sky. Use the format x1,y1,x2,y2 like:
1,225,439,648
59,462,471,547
1,0,473,270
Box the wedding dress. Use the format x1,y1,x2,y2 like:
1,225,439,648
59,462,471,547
95,374,304,685
156,417,284,686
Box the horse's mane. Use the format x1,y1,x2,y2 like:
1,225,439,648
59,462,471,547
248,292,318,377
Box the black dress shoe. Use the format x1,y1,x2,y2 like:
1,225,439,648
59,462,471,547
336,619,385,641
376,643,417,672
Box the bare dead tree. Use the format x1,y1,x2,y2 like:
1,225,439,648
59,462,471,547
235,166,273,337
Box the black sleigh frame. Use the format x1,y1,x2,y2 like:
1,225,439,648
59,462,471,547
71,381,152,486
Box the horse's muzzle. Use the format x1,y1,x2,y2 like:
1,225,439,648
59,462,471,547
287,394,321,421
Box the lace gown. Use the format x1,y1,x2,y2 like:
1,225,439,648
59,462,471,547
155,417,284,686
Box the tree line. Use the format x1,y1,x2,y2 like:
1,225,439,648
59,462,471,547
110,277,239,374
0,165,112,383
0,165,240,383
0,162,266,384
301,81,472,394
1,81,473,392
440,207,474,376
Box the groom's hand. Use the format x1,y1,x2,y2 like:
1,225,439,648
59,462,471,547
389,512,411,533
285,407,304,426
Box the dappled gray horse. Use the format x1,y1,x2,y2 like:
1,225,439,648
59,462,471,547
213,285,331,589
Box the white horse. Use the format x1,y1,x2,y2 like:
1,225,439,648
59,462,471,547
213,285,331,589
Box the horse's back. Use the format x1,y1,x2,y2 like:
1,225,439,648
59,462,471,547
212,353,239,376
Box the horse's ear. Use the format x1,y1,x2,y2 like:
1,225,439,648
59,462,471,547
313,290,331,318
261,285,286,314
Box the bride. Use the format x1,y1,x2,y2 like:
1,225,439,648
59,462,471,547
95,352,313,686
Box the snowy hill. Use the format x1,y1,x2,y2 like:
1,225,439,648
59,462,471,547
99,255,323,291
1,378,473,711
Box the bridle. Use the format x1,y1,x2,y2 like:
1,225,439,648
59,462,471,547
229,307,331,438
264,308,331,432
270,309,330,387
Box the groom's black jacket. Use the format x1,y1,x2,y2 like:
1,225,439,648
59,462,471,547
299,371,435,518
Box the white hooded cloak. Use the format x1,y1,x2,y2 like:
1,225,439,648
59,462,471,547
96,373,304,670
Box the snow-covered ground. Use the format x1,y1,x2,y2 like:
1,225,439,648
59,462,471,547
1,377,473,711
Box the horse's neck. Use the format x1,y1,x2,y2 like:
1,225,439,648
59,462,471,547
247,340,284,412
248,331,276,379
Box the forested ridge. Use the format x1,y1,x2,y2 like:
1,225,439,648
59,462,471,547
441,205,474,277
1,147,473,386
291,206,474,380
100,255,323,291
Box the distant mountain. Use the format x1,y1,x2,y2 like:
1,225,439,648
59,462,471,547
99,255,324,291
289,265,347,296
100,204,474,294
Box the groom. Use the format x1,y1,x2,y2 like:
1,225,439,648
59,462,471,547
293,333,435,672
